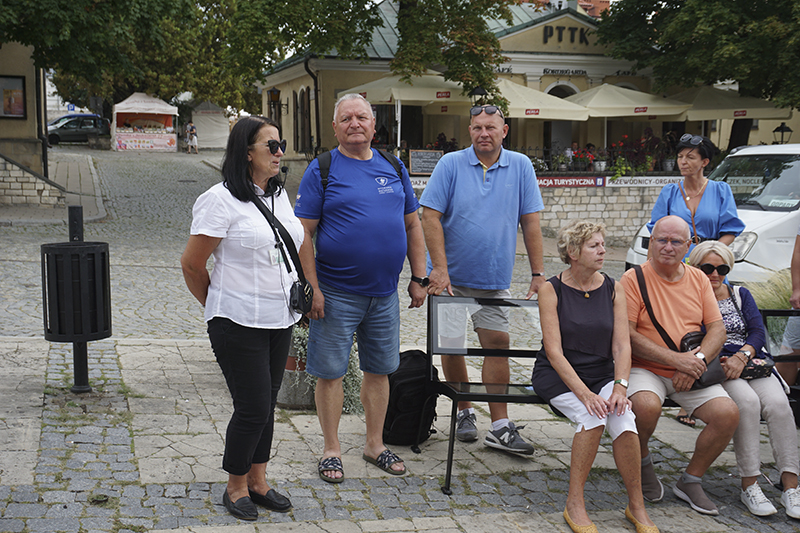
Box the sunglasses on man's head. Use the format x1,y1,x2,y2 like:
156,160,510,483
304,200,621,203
250,139,287,154
470,105,505,119
680,134,704,146
698,263,731,276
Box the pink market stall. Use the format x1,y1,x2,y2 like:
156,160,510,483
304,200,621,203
112,93,178,151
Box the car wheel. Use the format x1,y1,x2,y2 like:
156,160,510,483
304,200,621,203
48,134,60,145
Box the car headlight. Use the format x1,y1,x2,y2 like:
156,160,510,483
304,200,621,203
730,232,757,261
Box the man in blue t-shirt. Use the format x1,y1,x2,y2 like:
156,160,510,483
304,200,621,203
295,94,427,483
420,104,545,455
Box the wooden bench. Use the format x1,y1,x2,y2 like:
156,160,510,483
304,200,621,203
423,295,546,494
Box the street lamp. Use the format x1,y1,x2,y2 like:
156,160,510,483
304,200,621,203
468,86,488,106
267,87,289,116
773,122,793,144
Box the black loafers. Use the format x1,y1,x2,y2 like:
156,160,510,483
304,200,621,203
222,490,258,520
249,488,292,512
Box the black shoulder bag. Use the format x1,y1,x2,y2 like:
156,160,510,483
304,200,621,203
633,265,725,389
251,194,313,315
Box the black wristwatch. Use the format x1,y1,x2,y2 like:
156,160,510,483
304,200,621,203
411,275,430,287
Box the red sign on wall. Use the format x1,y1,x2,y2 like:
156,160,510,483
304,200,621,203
634,107,648,113
436,91,451,99
525,109,540,115
734,110,747,117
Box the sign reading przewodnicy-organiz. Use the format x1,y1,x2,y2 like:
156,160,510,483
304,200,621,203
534,176,682,187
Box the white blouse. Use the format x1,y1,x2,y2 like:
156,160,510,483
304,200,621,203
190,182,304,329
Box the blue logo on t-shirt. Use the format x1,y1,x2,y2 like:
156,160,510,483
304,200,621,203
375,177,388,186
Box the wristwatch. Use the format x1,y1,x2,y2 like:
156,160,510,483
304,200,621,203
531,272,545,277
614,378,629,388
737,349,752,360
411,275,430,287
695,352,707,364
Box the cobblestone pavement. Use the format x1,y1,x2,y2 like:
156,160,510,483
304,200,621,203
0,147,798,532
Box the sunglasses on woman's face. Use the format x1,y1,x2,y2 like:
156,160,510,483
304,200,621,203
250,139,287,154
699,263,731,276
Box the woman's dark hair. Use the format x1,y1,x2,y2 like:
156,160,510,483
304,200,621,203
676,135,717,161
221,116,282,202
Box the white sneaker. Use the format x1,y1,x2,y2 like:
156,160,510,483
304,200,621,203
781,487,800,519
741,483,777,517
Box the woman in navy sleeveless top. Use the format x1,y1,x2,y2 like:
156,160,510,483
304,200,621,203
532,220,658,533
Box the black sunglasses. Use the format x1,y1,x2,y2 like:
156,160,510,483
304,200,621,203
251,139,287,154
470,105,505,119
698,263,731,276
680,134,703,146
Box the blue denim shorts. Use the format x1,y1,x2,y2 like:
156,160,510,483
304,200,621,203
306,282,400,379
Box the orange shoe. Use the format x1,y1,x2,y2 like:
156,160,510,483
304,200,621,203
625,505,659,533
563,508,598,533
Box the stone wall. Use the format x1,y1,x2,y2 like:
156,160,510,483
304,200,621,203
0,157,65,207
540,185,660,247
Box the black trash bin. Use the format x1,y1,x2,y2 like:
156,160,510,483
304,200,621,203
41,242,112,342
41,241,111,393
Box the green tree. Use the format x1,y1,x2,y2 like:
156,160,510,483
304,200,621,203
595,0,800,108
393,0,521,110
1,0,383,113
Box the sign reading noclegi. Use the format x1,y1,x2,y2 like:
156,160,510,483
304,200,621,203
537,177,605,187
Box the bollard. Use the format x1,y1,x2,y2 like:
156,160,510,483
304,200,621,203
41,206,111,393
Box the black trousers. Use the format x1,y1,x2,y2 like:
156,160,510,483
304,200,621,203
207,317,292,476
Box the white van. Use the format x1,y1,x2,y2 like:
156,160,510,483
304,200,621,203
625,143,800,284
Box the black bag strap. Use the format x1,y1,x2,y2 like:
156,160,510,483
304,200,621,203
317,148,405,193
633,265,678,352
251,195,307,284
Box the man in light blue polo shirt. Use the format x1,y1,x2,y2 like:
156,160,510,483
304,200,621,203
420,104,545,455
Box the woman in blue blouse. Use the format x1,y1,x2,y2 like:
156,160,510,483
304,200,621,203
688,241,800,520
648,134,744,427
647,134,744,254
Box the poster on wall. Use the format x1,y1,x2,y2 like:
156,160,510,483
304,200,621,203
115,133,177,151
0,76,26,119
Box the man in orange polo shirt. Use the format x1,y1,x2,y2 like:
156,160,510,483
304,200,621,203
620,215,739,516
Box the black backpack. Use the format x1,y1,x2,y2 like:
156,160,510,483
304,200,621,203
316,148,405,193
383,349,438,448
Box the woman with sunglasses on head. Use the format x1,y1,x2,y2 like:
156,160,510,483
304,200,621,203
687,241,800,520
647,134,744,427
181,116,300,521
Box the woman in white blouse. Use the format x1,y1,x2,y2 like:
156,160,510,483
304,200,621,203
181,116,303,521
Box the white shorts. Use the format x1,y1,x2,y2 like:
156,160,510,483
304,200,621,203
550,381,638,441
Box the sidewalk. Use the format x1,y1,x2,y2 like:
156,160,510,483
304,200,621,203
0,151,106,225
0,336,752,533
0,150,793,532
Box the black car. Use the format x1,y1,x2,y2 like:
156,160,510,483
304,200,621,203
48,116,110,144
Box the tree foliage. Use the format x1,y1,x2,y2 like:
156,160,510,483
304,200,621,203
2,0,522,114
595,0,800,109
393,0,521,110
1,0,382,113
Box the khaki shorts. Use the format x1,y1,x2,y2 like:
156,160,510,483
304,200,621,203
437,286,511,340
627,367,730,417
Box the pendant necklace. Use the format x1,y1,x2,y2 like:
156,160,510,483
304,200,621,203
681,180,707,201
570,271,593,298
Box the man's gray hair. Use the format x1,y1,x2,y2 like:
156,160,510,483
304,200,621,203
333,93,374,121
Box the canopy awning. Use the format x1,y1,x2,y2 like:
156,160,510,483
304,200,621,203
425,79,589,121
337,73,468,105
564,84,691,117
114,92,178,115
668,86,793,121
